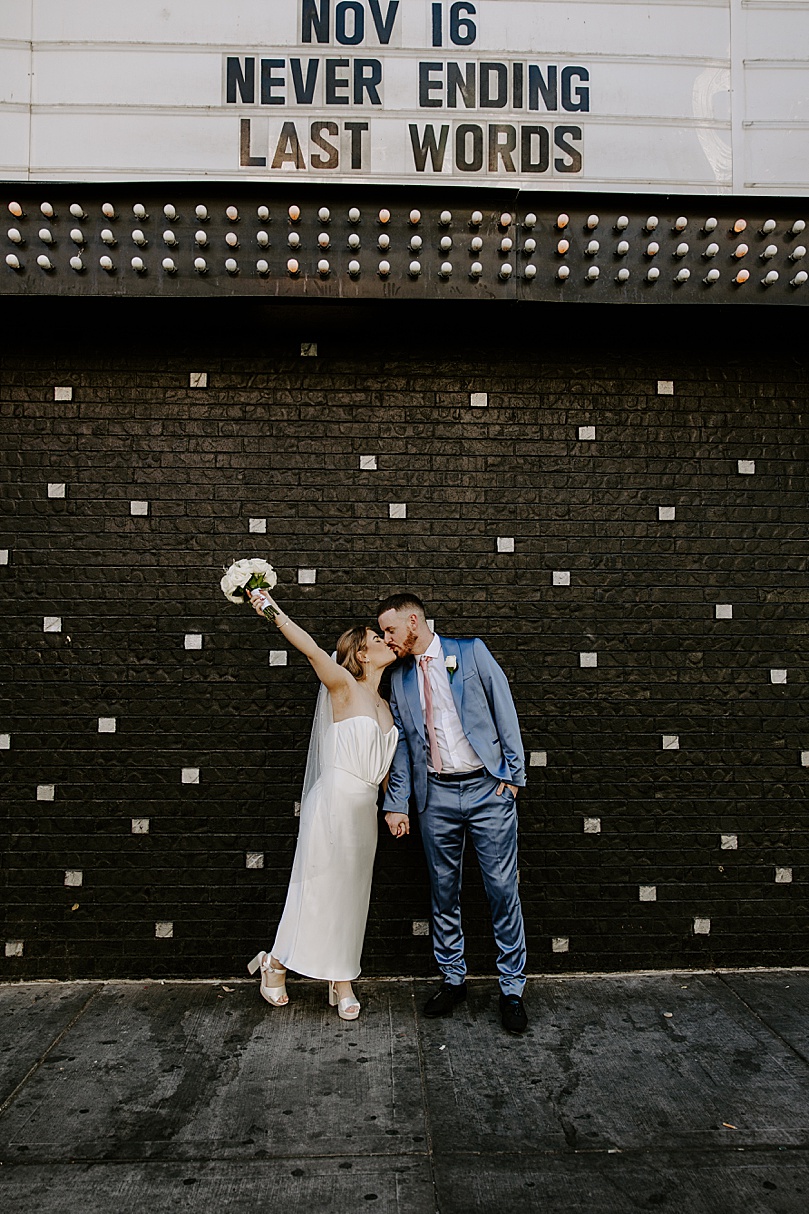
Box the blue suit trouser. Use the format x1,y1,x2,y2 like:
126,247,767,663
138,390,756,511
418,772,527,996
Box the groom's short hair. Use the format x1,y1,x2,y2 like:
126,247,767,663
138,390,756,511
376,592,427,620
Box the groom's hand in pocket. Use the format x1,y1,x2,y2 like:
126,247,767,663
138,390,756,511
385,812,410,839
496,782,519,797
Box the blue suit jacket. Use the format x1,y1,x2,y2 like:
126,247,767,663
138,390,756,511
382,636,526,817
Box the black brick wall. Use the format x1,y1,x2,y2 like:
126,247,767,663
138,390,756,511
1,297,807,979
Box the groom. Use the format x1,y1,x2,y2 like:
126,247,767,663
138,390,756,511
377,593,528,1034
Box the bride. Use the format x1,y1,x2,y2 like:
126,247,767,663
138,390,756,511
246,589,397,1020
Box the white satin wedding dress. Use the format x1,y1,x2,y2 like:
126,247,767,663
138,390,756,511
271,715,397,981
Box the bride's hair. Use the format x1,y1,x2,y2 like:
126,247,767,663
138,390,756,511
336,624,370,679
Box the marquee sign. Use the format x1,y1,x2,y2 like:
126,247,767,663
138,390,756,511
2,0,807,194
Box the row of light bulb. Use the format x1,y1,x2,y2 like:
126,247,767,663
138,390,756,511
8,200,807,237
11,251,806,287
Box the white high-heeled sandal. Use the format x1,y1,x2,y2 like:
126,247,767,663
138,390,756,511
329,981,360,1021
247,951,288,1007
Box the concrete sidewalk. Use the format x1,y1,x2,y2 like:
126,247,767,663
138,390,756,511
1,972,808,1213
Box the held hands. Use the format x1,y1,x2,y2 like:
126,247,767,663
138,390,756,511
385,811,410,839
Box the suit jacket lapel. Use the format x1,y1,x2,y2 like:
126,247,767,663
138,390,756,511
440,636,465,717
400,658,424,739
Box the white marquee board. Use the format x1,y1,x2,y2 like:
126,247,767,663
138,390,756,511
1,0,807,194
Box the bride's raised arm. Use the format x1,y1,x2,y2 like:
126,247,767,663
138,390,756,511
248,590,350,694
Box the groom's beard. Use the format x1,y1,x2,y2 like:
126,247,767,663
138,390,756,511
392,626,420,658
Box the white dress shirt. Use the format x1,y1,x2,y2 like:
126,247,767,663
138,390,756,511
414,634,482,774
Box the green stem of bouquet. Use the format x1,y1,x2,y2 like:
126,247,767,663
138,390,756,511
242,574,279,620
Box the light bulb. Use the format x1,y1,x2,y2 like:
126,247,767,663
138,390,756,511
500,237,513,253
734,269,749,284
225,258,239,274
733,219,747,233
675,267,690,282
194,231,207,247
470,261,482,277
410,235,422,251
440,236,452,251
69,256,83,272
37,254,53,270
790,220,806,235
557,265,570,280
348,207,360,223
133,203,147,219
704,268,720,284
789,245,806,261
69,227,85,243
318,232,330,248
470,210,483,226
39,228,54,244
225,232,239,247
499,263,513,279
100,229,116,245
131,256,145,273
645,216,658,232
616,240,629,256
646,241,659,257
102,203,116,219
378,234,390,250
439,261,452,278
703,243,719,258
348,259,360,275
761,244,777,260
790,270,808,286
378,260,390,276
133,230,148,247
317,259,330,275
257,206,270,221
733,243,748,258
256,231,270,247
163,230,177,246
163,204,177,220
5,253,21,269
586,265,600,280
674,216,688,231
646,267,660,282
556,213,569,229
99,255,114,271
225,206,239,223
196,205,208,221
615,216,629,231
616,268,630,282
8,202,23,218
524,264,537,279
523,213,537,228
586,240,599,255
7,228,22,244
69,204,85,219
378,209,390,224
409,209,421,225
762,270,779,286
499,212,512,227
288,231,301,248
557,239,570,255
409,259,421,276
524,238,536,254
162,257,176,273
439,210,452,226
256,260,269,275
471,236,483,252
289,205,301,222
761,219,776,234
347,233,360,249
40,202,54,217
586,214,599,229
704,217,718,232
194,257,207,273
318,207,330,223
674,242,689,257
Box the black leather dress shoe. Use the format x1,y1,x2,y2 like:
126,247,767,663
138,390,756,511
423,981,468,1018
499,993,528,1033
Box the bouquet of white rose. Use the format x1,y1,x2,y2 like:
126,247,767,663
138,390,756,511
220,558,279,619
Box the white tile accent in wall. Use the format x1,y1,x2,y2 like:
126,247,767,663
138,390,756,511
720,834,738,850
775,867,793,883
470,392,488,407
662,735,680,750
657,380,674,395
639,885,657,901
529,750,547,767
497,537,515,553
43,616,62,633
4,941,23,958
189,372,208,388
578,425,596,440
583,817,601,833
64,870,83,887
580,652,598,668
770,669,787,684
552,571,571,586
181,767,200,784
131,818,150,834
412,920,430,936
184,634,203,650
360,454,378,470
54,386,73,401
98,717,117,733
0,549,10,565
801,751,809,767
130,501,149,516
37,784,55,801
300,342,318,357
249,517,267,534
693,917,711,935
155,921,174,938
551,937,570,953
47,483,66,498
298,568,317,584
715,604,733,619
245,852,265,869
0,734,10,750
658,506,676,521
389,503,407,519
269,650,288,666
737,459,756,475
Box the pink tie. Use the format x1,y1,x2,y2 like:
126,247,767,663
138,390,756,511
419,656,443,774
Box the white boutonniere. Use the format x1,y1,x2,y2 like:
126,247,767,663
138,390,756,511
444,655,458,682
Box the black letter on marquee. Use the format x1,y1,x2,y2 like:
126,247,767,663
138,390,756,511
345,121,369,168
419,62,444,107
326,59,351,104
520,125,549,172
336,1,365,45
227,57,255,104
369,0,400,44
302,0,330,43
479,62,508,108
311,121,340,168
354,60,383,104
291,59,319,104
447,62,476,108
260,59,285,105
409,123,449,170
488,123,516,171
562,67,590,112
271,122,305,169
455,123,483,171
554,125,583,172
240,119,266,166
528,65,557,112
